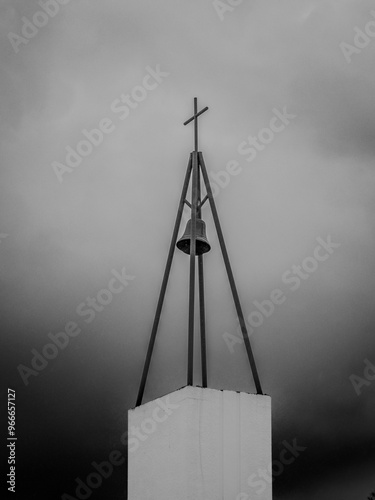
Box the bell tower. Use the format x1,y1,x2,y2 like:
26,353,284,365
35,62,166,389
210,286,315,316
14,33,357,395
128,99,272,500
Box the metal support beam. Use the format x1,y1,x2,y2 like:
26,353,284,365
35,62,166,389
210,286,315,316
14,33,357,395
136,155,193,406
197,163,207,388
187,150,198,386
198,152,263,395
198,194,209,209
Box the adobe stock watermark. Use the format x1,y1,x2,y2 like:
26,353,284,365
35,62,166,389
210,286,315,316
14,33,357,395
212,0,243,22
61,449,124,500
51,65,169,183
8,0,72,54
61,395,179,500
17,267,134,386
349,358,375,395
208,106,296,199
124,396,180,453
223,235,340,353
340,11,375,63
236,438,306,498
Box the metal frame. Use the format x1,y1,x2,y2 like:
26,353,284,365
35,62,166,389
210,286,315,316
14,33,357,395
135,98,262,407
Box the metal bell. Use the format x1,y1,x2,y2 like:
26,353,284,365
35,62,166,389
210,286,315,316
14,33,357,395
176,219,211,255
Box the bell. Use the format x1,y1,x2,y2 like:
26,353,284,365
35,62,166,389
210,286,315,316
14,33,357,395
176,218,211,255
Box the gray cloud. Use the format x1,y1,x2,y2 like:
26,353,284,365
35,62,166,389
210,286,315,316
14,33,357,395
2,0,375,498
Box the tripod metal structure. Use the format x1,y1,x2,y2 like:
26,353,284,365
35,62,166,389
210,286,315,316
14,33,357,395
135,98,262,407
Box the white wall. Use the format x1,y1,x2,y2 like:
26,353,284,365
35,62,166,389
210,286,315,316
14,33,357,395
128,386,272,500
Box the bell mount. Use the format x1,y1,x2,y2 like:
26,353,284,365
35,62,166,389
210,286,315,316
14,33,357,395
135,98,263,406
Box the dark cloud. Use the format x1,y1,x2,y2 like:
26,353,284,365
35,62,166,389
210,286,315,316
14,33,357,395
2,0,375,498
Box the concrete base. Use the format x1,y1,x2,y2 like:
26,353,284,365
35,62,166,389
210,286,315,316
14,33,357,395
128,386,272,500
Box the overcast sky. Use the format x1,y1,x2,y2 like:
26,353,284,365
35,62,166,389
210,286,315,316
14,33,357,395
1,1,375,499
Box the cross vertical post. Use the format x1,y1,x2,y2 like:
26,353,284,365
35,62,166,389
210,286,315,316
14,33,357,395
184,97,209,386
187,150,197,385
183,97,208,152
194,97,198,152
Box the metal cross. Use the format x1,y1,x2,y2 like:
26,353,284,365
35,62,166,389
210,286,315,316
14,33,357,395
183,97,209,152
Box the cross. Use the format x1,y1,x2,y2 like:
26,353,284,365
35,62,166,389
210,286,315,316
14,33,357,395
183,97,208,152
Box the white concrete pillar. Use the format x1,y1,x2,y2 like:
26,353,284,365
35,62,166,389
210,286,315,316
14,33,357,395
128,386,272,500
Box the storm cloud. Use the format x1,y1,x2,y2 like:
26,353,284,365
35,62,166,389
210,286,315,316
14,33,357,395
1,1,375,499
